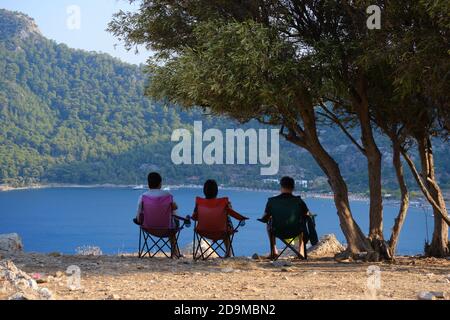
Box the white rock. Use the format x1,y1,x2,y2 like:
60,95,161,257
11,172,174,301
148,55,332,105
0,233,23,254
38,288,54,300
308,234,345,258
417,291,445,300
0,259,54,300
418,292,435,300
183,240,219,259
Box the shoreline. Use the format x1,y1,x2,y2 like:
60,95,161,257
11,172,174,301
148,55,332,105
0,182,369,201
0,183,436,205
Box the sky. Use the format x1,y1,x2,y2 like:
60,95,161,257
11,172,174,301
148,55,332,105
0,0,149,65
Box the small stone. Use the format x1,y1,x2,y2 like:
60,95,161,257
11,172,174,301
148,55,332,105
221,267,234,273
36,278,47,284
48,252,61,257
38,288,53,300
107,294,120,300
55,271,63,278
282,276,289,280
251,253,260,260
417,291,443,300
8,293,31,300
429,291,446,299
281,268,291,272
272,260,292,268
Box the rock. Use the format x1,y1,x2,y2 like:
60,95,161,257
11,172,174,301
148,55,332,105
0,233,23,254
272,260,292,268
107,294,121,300
38,287,53,300
48,252,61,257
417,291,446,300
0,260,54,300
251,253,260,260
183,240,219,259
221,267,234,273
8,293,32,300
309,234,345,258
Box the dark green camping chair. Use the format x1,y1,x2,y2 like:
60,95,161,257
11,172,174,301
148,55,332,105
262,196,309,261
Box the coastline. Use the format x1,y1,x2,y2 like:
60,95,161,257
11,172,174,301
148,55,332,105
0,182,370,201
0,183,435,205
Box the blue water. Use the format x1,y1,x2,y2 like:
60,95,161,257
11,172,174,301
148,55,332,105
0,187,434,256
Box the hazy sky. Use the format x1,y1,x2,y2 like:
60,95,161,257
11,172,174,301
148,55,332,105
0,0,149,65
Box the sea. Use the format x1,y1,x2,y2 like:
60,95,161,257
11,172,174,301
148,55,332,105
0,187,435,256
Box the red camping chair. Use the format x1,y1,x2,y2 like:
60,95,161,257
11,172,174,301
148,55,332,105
192,197,246,260
135,194,190,259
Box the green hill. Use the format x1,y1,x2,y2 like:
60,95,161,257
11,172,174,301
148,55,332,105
0,9,448,192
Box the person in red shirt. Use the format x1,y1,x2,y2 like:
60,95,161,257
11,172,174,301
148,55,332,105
192,179,248,257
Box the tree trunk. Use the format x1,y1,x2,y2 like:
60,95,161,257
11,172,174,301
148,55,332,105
418,137,449,257
388,139,409,255
354,78,384,240
286,93,373,254
308,142,372,254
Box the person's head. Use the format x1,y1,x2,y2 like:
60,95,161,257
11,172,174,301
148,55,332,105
203,179,218,199
280,176,295,193
147,172,162,189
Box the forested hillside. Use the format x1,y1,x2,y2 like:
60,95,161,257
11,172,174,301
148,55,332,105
0,9,448,192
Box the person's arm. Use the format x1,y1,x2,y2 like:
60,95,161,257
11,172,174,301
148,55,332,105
135,195,143,222
226,204,248,221
191,204,198,221
258,201,271,223
299,198,309,217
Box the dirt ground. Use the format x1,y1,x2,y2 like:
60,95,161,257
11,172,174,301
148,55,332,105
1,252,449,300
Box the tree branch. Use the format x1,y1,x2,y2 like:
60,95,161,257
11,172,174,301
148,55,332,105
318,102,366,154
401,148,450,226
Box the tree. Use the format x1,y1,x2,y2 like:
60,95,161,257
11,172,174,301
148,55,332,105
362,0,449,256
109,0,448,258
109,2,378,255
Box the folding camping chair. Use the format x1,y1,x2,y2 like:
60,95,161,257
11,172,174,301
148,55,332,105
135,194,190,259
260,196,309,261
192,197,246,260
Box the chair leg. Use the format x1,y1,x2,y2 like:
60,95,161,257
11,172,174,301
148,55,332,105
138,229,142,258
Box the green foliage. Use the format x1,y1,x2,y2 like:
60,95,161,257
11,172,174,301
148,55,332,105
148,20,301,124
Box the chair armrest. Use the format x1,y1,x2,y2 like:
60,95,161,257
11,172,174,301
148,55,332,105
173,214,191,223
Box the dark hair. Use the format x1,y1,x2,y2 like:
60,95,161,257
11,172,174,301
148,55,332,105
203,179,218,199
147,172,162,189
280,176,295,190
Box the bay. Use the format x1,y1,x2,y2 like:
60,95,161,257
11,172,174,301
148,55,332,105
0,187,434,256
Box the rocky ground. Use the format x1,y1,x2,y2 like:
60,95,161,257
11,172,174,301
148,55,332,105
1,252,449,300
1,233,449,300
